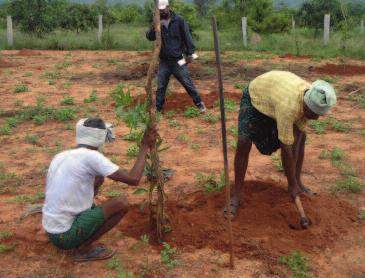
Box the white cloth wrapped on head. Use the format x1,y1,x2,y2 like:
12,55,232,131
76,118,115,148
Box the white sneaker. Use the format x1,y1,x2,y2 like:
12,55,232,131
198,102,207,113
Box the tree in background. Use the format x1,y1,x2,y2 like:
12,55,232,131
9,0,67,36
297,0,342,33
193,0,216,16
60,3,97,33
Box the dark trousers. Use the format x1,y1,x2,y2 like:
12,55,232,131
156,59,202,111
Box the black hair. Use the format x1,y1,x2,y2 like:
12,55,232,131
83,118,106,130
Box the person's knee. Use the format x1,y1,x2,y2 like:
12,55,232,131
237,136,252,152
114,196,129,213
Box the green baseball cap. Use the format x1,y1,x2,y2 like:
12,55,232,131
304,80,337,116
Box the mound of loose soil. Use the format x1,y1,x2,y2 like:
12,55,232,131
314,63,365,76
17,49,41,56
121,181,357,260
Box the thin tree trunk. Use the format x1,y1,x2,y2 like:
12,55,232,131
145,0,165,241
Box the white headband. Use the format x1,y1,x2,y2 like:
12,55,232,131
76,119,107,148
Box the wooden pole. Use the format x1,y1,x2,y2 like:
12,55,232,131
7,16,13,48
324,14,330,45
241,17,248,48
361,20,364,35
212,16,234,269
145,0,165,241
97,15,103,43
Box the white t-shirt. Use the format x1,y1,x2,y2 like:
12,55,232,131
42,148,119,234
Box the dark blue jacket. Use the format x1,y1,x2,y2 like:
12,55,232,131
146,13,196,61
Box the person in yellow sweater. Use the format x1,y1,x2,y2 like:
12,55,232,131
225,71,337,228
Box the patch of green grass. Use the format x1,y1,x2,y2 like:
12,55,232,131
279,251,311,278
361,129,365,137
358,211,365,220
33,114,47,125
319,150,330,159
195,172,225,193
60,95,75,106
14,84,29,93
184,107,200,118
63,82,72,89
53,108,76,121
84,90,98,103
7,192,45,204
24,134,39,145
0,244,15,253
203,113,219,124
234,82,245,90
331,120,352,133
64,123,74,130
330,147,344,161
215,99,238,112
0,167,22,193
161,242,178,270
55,61,72,70
106,191,123,198
123,130,143,142
331,176,364,194
349,91,365,108
176,133,192,144
105,257,133,278
164,110,176,118
43,70,62,80
23,72,33,77
309,119,329,134
228,125,238,137
127,144,139,158
107,59,120,65
0,230,13,240
168,119,181,129
191,143,200,150
110,84,133,108
48,80,56,85
321,76,335,83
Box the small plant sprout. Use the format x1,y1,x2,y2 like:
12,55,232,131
332,176,364,194
184,107,200,118
110,84,133,108
0,230,13,240
160,242,178,269
358,211,365,221
203,113,219,124
84,90,98,103
106,191,123,198
309,119,329,134
279,250,311,278
127,144,139,158
168,119,181,129
14,84,29,93
24,134,39,145
0,244,16,253
195,172,225,193
60,95,75,106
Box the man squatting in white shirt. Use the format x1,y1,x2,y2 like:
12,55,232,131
42,118,158,262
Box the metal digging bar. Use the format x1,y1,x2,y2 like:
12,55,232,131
212,16,234,269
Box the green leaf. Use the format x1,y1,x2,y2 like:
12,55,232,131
133,188,148,195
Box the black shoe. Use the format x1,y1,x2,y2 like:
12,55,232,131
197,102,207,113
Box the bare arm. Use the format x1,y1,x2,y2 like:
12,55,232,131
108,126,158,186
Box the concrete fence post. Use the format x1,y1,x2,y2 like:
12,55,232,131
324,14,330,45
242,17,248,48
97,15,103,43
7,16,13,47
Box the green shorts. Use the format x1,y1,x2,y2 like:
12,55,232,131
47,205,105,250
238,87,280,155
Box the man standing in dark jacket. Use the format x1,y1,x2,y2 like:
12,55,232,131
146,0,206,113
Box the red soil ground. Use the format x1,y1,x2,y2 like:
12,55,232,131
314,63,365,76
122,181,357,260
